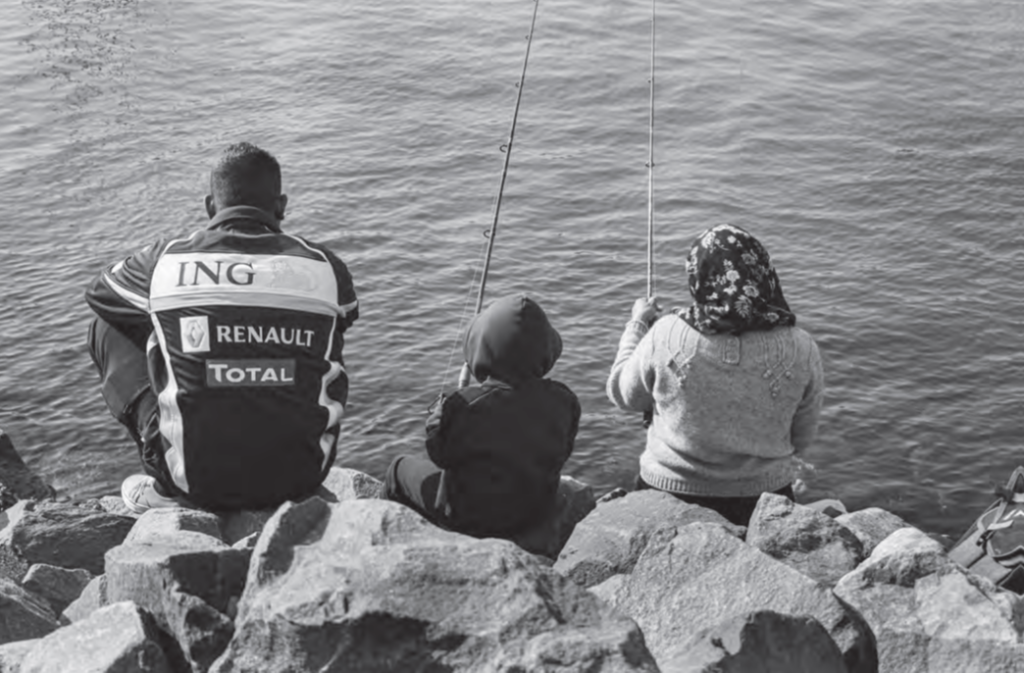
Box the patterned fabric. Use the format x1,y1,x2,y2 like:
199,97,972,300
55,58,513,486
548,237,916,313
681,224,796,335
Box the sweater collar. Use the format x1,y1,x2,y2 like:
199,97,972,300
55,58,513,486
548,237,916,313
207,206,282,233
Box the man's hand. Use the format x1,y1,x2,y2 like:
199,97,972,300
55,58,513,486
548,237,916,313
631,296,663,327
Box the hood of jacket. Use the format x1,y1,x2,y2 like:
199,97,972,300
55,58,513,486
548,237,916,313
464,294,562,387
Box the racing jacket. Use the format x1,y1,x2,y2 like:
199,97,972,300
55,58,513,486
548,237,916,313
85,206,359,509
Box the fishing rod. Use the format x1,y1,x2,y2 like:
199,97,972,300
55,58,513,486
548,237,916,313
646,0,656,299
457,0,541,389
643,0,656,429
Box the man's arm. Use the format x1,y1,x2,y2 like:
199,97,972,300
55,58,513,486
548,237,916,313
84,241,164,347
321,248,358,332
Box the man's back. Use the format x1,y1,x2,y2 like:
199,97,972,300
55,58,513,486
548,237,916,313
86,206,358,510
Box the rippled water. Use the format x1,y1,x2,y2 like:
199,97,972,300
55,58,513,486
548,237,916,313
1,0,1021,537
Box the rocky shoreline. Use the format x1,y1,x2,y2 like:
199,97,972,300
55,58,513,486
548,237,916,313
1,427,1022,673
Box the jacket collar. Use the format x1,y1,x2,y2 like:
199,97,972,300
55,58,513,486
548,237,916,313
207,206,282,233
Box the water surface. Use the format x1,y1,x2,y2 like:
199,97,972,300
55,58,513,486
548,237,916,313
1,0,1021,537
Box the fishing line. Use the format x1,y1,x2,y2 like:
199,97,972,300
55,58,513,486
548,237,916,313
646,0,656,299
451,0,541,390
439,238,490,394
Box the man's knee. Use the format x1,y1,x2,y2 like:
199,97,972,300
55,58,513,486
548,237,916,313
87,316,105,371
384,455,407,503
87,316,152,426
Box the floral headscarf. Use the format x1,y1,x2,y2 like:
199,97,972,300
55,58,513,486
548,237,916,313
680,224,796,335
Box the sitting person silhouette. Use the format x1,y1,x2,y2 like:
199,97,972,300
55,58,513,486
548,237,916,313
607,224,824,526
385,294,580,538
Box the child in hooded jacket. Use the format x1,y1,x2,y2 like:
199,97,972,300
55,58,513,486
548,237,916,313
384,294,581,538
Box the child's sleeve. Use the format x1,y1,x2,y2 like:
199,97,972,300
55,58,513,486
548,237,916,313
557,382,581,463
424,392,468,468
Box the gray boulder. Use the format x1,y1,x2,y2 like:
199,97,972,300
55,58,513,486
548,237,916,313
230,533,259,551
0,431,55,505
61,575,107,624
211,497,659,673
216,510,275,547
17,601,175,673
600,522,877,673
596,487,629,505
0,639,36,673
589,573,628,605
746,493,865,586
836,508,914,557
0,486,14,514
92,496,136,518
0,500,135,580
834,527,1024,672
511,475,597,559
0,578,59,645
20,564,93,616
123,503,275,548
124,508,223,545
658,610,849,673
554,489,742,588
105,530,250,672
315,466,384,502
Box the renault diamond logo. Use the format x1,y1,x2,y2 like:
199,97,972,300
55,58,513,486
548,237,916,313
180,316,210,354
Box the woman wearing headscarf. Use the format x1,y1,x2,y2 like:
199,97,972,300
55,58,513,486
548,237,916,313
606,224,824,526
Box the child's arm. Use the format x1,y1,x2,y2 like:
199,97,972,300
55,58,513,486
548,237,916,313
424,392,467,468
557,382,581,463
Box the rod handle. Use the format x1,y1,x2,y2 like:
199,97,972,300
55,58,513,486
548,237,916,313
457,362,472,389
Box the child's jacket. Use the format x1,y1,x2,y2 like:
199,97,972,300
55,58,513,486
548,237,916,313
427,295,580,536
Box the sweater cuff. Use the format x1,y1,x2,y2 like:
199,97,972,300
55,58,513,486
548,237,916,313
624,319,649,335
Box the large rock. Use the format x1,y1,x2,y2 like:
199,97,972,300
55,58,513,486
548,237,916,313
216,510,274,547
124,508,223,545
659,610,849,673
600,522,877,673
17,601,176,673
61,575,107,624
834,527,1024,672
92,496,136,518
0,500,135,580
20,564,93,616
124,504,274,548
554,489,742,588
511,475,597,559
315,466,384,502
105,531,251,672
0,578,59,645
211,497,659,673
0,431,55,505
836,508,914,557
746,493,864,586
0,639,36,672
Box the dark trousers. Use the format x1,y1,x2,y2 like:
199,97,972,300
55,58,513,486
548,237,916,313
384,455,452,529
87,317,177,495
635,475,794,527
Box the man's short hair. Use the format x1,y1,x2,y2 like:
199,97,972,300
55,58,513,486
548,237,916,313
210,142,282,209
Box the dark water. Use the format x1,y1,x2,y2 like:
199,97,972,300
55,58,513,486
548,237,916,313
1,0,1021,537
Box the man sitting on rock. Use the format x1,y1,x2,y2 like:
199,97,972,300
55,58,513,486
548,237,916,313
85,142,359,513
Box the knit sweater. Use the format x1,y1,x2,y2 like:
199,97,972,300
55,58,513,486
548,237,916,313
607,313,824,498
